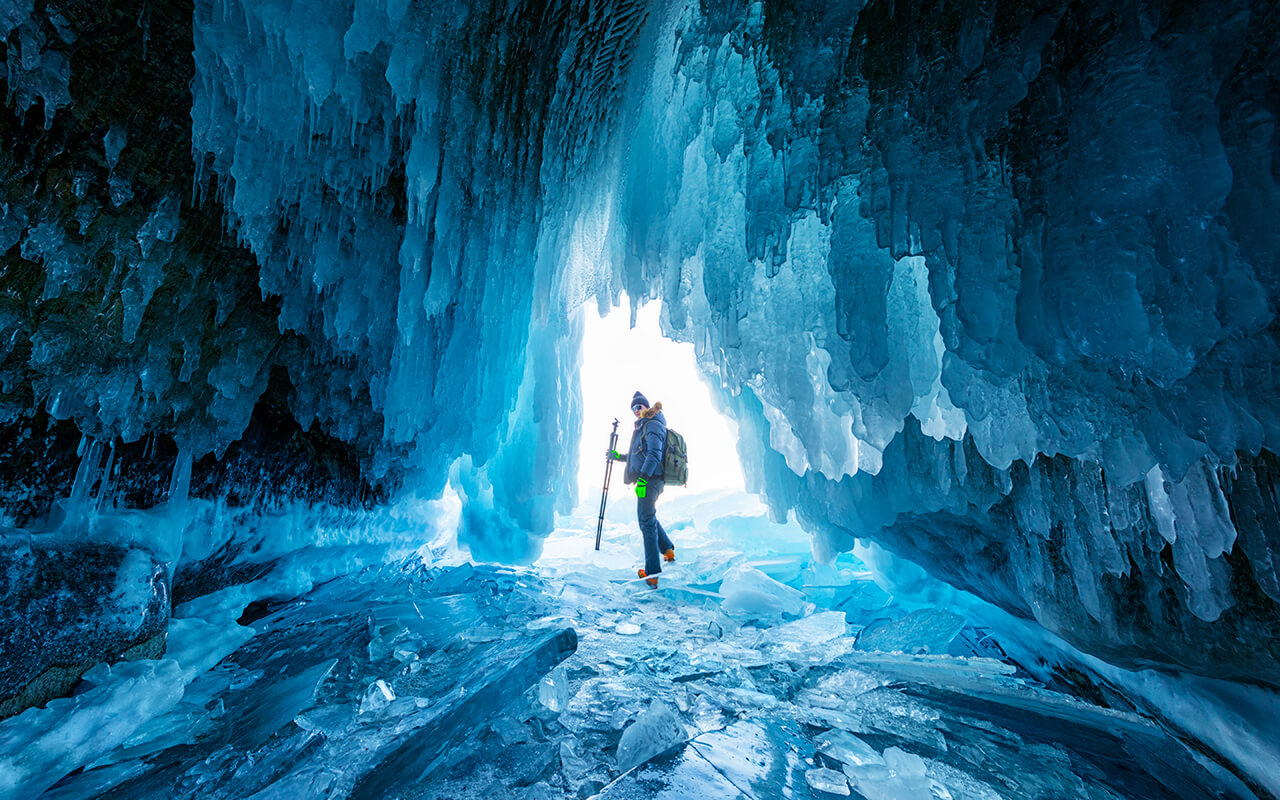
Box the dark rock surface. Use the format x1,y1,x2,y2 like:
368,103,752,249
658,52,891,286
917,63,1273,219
0,536,170,719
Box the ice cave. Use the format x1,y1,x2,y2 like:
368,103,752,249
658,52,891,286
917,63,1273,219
1,0,1278,797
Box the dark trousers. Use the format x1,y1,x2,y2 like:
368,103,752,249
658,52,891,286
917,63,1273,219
637,478,673,576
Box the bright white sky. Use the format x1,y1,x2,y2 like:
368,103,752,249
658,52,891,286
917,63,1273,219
576,299,746,502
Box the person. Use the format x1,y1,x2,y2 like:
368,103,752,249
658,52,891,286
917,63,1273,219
609,391,675,588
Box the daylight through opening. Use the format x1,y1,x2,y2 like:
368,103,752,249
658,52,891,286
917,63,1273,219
575,299,745,504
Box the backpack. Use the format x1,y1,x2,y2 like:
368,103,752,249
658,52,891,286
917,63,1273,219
661,427,689,486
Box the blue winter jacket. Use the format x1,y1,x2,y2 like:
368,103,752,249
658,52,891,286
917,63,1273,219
623,403,666,484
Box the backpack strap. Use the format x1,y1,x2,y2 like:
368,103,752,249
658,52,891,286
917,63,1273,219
637,418,664,465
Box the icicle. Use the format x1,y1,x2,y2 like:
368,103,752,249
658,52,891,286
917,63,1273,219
167,445,193,509
136,4,150,61
94,440,118,514
67,437,104,520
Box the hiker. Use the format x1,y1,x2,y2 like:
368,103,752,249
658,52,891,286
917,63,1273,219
609,391,675,587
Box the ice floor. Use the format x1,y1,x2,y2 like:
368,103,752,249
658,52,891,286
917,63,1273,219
0,491,1248,799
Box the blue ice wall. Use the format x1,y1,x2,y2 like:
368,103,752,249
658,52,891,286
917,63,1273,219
189,0,1280,682
185,0,656,557
3,0,1278,684
610,0,1280,684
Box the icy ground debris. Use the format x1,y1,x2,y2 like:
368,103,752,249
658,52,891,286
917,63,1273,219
0,492,1250,799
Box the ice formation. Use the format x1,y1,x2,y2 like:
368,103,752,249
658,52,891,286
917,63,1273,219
8,0,1271,681
610,0,1280,689
2,0,1280,796
4,502,1262,799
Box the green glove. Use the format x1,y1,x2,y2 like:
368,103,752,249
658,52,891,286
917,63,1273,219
608,449,623,460
636,478,647,498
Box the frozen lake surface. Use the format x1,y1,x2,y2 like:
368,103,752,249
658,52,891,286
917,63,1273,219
4,492,1243,799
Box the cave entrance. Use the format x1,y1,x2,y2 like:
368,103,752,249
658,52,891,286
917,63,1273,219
575,299,745,504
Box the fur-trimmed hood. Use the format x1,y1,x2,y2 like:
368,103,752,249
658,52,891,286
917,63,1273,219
641,401,663,419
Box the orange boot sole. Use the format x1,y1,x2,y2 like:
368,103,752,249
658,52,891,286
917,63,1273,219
663,548,676,563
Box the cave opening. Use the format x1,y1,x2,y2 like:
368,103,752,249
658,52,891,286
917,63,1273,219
574,298,745,504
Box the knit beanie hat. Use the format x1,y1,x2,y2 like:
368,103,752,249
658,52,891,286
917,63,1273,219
631,391,649,409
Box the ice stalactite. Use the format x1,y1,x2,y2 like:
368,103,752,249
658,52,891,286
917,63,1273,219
190,0,655,556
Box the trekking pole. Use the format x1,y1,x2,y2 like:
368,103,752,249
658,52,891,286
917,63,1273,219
595,419,620,551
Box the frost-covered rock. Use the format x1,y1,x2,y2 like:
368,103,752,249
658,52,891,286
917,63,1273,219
0,537,169,718
0,659,184,798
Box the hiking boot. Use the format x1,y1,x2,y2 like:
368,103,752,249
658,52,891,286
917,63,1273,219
637,568,658,589
663,547,676,563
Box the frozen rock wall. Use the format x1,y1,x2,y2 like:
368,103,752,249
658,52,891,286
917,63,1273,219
2,0,655,555
0,1,377,520
0,537,169,719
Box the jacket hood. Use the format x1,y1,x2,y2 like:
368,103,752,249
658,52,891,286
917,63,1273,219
641,402,663,419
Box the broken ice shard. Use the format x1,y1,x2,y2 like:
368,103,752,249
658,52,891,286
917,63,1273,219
854,609,966,654
805,767,851,796
719,565,809,619
615,699,688,773
350,628,578,799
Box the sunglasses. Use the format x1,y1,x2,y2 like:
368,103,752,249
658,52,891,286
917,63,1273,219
632,404,645,412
